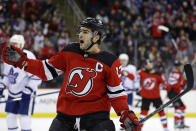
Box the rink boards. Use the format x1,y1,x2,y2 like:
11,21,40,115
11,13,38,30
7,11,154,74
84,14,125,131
0,88,196,118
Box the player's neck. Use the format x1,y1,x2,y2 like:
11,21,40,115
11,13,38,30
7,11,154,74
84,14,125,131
86,44,101,53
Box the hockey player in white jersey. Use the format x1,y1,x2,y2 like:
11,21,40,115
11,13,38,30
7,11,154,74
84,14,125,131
119,53,139,109
0,34,41,131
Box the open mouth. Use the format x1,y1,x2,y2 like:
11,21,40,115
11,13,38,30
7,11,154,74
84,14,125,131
80,40,84,44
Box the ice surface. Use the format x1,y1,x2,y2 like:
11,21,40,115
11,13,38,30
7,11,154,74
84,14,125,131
1,117,196,131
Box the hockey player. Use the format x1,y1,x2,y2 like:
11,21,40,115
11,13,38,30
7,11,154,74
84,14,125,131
2,18,141,131
167,60,189,129
138,59,169,131
119,53,139,109
0,34,41,131
119,53,139,131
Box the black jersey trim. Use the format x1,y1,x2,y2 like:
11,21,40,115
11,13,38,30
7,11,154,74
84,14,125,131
107,89,125,94
88,51,117,67
62,42,83,54
45,60,58,79
62,43,118,67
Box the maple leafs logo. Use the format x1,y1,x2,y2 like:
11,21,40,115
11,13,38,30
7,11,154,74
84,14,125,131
8,68,18,84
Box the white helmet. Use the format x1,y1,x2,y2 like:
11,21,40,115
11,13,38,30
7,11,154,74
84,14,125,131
119,53,129,66
9,34,25,49
119,53,129,61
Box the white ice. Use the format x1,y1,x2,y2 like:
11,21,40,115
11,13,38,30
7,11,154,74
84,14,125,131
1,117,196,131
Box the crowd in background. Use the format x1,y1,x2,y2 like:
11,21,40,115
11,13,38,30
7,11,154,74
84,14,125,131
0,0,70,60
0,0,196,88
0,0,70,87
83,0,196,74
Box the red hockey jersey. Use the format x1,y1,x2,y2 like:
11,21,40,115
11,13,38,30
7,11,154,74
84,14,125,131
25,43,129,115
138,71,166,99
167,71,187,94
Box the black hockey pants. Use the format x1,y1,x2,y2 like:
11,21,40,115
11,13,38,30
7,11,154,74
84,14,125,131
49,111,116,131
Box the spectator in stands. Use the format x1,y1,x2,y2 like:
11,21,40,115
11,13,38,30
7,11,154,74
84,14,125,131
33,30,44,55
96,9,109,24
176,29,192,58
40,38,55,60
24,30,34,51
191,51,196,65
57,31,70,51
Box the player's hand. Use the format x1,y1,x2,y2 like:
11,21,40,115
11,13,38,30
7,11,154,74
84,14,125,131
120,110,141,131
122,71,128,76
164,85,172,92
136,88,141,96
2,45,28,69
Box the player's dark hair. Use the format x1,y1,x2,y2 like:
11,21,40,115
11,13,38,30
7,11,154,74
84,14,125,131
79,17,106,44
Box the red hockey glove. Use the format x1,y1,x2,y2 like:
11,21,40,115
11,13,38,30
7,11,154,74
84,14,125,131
122,71,135,80
122,70,129,76
120,110,141,131
2,45,27,69
165,85,172,92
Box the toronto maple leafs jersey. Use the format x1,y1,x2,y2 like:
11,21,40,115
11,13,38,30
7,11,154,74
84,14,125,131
0,49,41,98
24,43,129,115
121,64,139,94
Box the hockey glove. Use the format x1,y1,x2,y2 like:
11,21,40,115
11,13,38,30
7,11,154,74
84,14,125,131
2,45,27,69
120,110,141,131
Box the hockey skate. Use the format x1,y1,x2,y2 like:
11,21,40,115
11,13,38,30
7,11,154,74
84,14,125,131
174,120,190,131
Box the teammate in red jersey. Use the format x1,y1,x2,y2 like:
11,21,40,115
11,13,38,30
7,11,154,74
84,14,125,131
167,60,189,129
2,17,141,131
138,59,169,131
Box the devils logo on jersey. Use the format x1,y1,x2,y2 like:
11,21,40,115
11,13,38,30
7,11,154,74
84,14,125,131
66,68,97,96
143,78,156,90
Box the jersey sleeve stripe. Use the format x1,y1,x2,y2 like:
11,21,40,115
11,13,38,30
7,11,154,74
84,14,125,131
107,89,125,94
0,82,6,89
107,84,124,92
107,84,127,98
42,60,54,80
24,86,34,93
42,60,63,80
107,92,127,98
45,60,58,78
168,79,177,85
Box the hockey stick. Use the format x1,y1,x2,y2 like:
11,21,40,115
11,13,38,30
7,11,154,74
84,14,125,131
139,64,194,124
158,25,178,51
0,90,59,104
